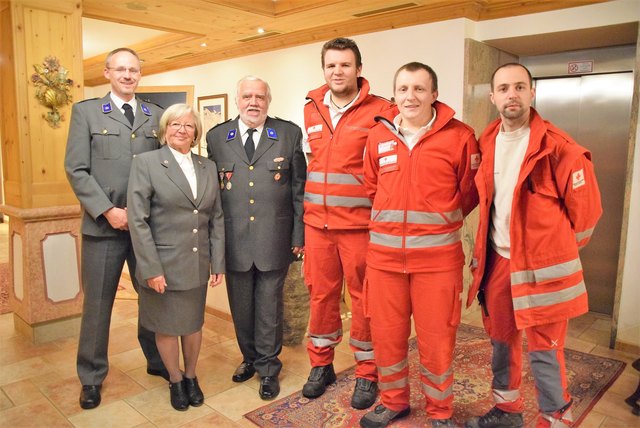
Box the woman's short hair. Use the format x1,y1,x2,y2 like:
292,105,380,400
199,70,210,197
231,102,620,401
158,103,202,148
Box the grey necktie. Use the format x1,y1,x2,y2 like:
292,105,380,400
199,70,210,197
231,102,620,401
122,103,134,126
245,128,256,161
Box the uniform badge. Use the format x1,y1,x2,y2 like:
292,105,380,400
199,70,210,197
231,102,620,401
273,157,285,162
572,169,585,190
102,102,112,113
141,104,152,116
226,129,237,141
378,140,396,154
307,124,322,134
266,128,278,139
470,153,481,170
274,172,281,181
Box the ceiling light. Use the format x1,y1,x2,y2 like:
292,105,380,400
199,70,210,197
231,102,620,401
257,28,265,34
200,42,207,47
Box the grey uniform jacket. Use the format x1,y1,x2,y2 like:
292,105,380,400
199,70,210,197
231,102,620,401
206,116,306,272
64,93,162,237
127,144,225,290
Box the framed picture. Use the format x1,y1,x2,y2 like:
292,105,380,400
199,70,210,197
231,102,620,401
197,94,228,155
136,85,194,109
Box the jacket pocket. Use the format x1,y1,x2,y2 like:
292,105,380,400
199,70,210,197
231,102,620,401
91,127,121,159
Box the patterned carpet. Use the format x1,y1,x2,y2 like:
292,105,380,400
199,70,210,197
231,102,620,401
245,323,626,427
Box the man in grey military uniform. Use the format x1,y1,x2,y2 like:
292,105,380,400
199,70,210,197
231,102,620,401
64,47,166,410
206,76,306,400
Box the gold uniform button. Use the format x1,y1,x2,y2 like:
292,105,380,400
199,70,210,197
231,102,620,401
193,209,198,214
277,166,281,170
132,154,137,158
192,247,198,252
192,229,197,233
249,199,255,204
131,134,136,139
102,129,108,134
249,182,254,187
249,166,254,170
250,216,255,221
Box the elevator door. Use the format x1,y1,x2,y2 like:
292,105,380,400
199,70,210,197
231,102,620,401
534,73,633,315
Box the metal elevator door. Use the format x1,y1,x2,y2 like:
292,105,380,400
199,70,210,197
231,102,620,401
533,73,633,315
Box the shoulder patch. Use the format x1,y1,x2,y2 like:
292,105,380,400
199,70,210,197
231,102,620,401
77,97,99,104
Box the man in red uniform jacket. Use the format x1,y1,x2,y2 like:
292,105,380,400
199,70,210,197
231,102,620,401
465,63,602,428
361,62,479,428
302,37,390,409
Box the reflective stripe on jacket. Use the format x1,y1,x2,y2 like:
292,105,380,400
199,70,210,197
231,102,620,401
363,101,479,273
303,77,391,230
467,108,602,329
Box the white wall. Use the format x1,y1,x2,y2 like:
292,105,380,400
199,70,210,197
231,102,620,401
86,18,469,128
86,0,640,343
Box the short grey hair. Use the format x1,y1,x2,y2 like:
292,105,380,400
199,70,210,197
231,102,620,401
158,103,202,148
236,75,272,102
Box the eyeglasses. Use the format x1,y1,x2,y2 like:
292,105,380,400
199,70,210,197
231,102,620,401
169,122,196,132
107,67,140,75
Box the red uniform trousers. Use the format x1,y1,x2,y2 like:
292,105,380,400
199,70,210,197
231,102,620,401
304,225,376,380
480,249,573,427
366,266,462,419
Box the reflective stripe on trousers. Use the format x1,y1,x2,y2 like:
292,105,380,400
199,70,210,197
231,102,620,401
308,329,342,348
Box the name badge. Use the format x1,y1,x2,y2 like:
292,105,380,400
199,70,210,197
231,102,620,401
307,124,322,134
378,140,396,154
379,154,398,168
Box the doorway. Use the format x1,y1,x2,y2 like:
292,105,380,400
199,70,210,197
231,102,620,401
533,72,634,315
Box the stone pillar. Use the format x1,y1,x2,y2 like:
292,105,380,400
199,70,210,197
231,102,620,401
0,0,85,343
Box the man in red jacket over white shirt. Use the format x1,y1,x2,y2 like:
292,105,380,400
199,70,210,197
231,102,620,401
465,63,602,428
361,62,479,428
302,37,391,410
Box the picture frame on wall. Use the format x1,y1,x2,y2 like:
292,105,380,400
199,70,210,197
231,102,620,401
197,94,228,156
136,85,194,109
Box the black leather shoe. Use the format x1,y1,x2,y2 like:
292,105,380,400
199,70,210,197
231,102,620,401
232,362,255,382
259,376,280,400
169,380,189,411
184,376,204,406
79,385,102,409
147,366,170,382
351,378,378,409
302,364,336,398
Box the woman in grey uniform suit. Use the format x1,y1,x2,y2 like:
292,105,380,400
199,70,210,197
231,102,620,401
128,104,225,410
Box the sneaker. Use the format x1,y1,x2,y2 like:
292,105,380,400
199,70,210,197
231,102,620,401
351,378,379,409
360,404,410,428
465,406,523,428
302,364,337,398
432,418,456,427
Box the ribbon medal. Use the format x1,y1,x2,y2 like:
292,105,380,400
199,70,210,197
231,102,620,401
224,172,233,190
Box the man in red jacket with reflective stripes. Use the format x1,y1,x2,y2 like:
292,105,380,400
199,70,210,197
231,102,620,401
465,63,602,428
361,62,479,428
302,37,391,410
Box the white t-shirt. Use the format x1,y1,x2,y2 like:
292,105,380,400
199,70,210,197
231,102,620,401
489,124,531,259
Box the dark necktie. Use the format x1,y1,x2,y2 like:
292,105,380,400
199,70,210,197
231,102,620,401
122,103,134,126
245,128,256,161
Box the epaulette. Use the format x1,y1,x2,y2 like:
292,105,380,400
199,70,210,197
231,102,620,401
274,117,299,126
208,117,234,132
137,99,163,109
77,97,99,104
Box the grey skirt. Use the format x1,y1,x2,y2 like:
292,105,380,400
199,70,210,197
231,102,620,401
139,284,207,336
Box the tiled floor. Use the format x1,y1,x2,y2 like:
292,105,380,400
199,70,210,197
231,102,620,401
0,219,638,426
